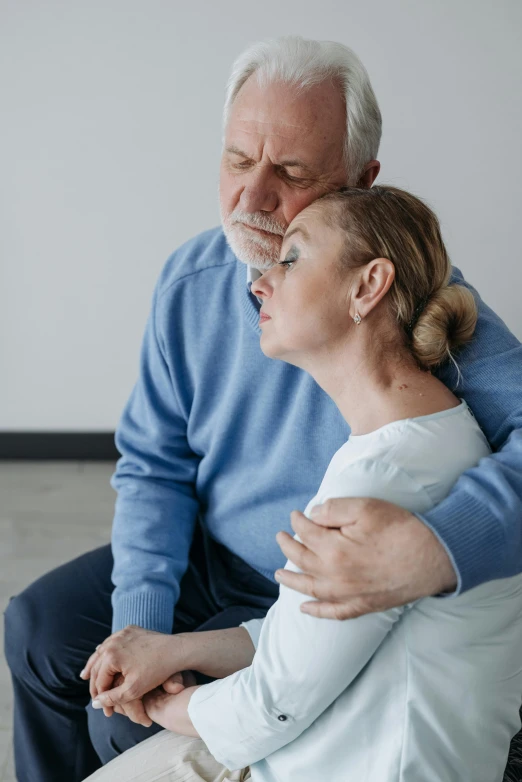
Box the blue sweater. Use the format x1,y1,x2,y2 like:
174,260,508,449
111,228,522,633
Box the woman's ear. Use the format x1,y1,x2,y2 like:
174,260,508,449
351,258,395,319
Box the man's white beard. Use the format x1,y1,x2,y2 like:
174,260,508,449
221,207,287,271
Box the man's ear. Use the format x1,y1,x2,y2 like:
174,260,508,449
351,258,395,319
358,160,381,188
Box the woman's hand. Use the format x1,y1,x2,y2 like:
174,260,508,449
163,670,198,692
107,671,197,728
143,682,201,737
101,672,153,727
81,625,190,710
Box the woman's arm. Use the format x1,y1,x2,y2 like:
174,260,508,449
183,627,256,678
188,570,404,769
86,625,256,710
187,461,414,771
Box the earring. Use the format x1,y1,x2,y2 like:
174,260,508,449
353,313,362,325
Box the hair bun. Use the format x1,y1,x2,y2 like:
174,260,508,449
411,284,477,370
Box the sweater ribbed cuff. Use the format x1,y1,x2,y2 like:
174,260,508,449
112,588,175,634
420,490,506,596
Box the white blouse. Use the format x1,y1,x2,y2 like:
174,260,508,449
188,402,522,781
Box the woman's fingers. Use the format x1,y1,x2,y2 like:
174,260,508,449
96,695,151,728
163,681,185,694
98,673,122,718
143,688,168,722
162,672,185,694
121,698,153,728
92,668,161,709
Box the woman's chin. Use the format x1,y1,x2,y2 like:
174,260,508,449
260,338,293,365
260,343,279,359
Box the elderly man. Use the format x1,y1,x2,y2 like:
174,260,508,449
5,36,522,782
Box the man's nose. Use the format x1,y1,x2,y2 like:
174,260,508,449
239,166,278,213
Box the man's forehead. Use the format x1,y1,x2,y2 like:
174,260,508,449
231,74,342,119
225,76,345,161
226,109,318,145
230,110,314,134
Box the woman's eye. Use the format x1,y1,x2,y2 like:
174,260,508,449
279,247,299,271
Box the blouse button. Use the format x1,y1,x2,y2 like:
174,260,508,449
278,714,287,722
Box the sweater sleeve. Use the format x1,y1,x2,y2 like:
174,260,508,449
110,278,200,633
424,268,522,594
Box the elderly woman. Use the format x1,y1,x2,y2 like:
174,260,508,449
84,186,522,781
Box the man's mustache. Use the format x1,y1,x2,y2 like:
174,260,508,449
230,211,287,237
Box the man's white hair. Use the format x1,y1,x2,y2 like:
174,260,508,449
223,36,382,185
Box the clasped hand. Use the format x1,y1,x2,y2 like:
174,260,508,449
81,498,457,727
80,625,194,727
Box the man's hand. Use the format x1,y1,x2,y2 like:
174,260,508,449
80,625,189,715
274,499,457,620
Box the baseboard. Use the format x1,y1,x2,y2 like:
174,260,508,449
0,432,120,461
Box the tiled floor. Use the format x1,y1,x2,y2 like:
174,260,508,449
0,461,115,782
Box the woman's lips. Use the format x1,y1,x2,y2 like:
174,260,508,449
259,312,271,324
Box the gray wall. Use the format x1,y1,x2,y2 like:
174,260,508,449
1,0,521,430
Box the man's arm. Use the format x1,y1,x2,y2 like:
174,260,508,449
423,268,522,592
110,275,200,633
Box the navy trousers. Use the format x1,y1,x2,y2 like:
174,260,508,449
3,524,279,782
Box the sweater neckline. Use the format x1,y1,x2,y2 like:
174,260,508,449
236,256,262,332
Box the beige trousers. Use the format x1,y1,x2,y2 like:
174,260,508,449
85,731,251,782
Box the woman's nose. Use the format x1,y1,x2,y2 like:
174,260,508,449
251,273,272,300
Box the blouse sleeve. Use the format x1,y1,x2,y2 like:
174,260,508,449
188,459,424,770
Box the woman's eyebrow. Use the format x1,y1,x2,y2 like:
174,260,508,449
284,226,311,243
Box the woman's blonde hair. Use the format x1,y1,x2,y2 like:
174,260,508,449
319,186,477,371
